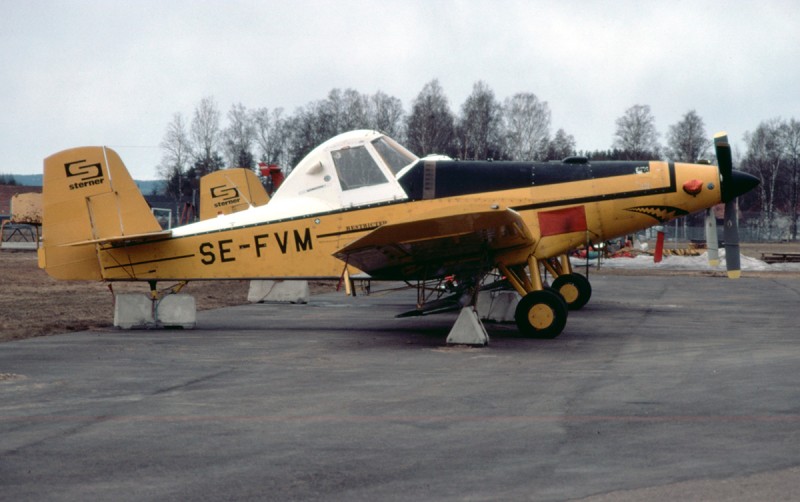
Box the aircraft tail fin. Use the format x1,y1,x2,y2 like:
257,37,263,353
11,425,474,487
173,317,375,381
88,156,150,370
198,168,270,220
38,146,162,280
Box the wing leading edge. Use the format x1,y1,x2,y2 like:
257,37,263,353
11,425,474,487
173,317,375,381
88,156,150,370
334,208,534,280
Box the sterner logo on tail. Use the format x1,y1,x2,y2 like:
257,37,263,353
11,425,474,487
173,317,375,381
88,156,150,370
65,159,104,190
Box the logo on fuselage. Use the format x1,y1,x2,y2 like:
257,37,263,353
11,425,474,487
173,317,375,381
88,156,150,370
65,159,104,190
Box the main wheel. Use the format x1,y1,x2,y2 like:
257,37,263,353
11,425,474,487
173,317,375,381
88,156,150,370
551,273,592,310
514,290,568,338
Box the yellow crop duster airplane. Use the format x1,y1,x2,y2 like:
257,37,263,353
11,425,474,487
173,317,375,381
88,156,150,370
39,130,758,339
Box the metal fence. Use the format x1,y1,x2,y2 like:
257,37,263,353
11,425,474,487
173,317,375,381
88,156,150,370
645,221,796,244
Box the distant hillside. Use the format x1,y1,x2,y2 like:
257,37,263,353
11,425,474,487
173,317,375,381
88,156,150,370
5,174,42,186
3,174,164,194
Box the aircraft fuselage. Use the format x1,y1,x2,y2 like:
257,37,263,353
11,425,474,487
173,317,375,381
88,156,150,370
97,159,722,281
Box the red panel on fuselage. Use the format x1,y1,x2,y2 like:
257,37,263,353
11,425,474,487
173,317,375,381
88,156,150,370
538,206,588,236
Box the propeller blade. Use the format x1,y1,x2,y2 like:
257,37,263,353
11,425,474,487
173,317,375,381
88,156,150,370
713,133,758,201
723,200,741,278
714,133,734,203
705,208,719,266
714,131,754,279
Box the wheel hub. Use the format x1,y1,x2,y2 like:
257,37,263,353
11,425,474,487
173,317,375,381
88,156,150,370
528,303,554,329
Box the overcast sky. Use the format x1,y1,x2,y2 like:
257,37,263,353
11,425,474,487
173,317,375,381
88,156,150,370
2,0,798,179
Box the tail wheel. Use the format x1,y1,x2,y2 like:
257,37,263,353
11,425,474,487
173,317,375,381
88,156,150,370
551,273,592,310
514,290,568,338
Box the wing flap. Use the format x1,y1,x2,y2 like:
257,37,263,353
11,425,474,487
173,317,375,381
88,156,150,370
334,208,533,279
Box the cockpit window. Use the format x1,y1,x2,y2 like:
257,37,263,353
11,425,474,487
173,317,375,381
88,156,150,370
372,137,415,175
331,145,388,191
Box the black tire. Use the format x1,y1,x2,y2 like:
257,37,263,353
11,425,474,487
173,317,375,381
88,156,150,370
545,286,569,311
551,273,592,310
514,290,568,338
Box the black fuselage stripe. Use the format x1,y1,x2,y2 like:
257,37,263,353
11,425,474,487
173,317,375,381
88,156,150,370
103,253,195,271
511,163,677,212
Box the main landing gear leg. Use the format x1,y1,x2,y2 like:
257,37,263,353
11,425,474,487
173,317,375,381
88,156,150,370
498,256,568,338
542,254,592,311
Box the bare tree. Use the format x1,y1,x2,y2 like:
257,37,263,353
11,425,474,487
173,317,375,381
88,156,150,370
223,103,256,169
283,88,375,167
781,118,800,239
742,119,785,239
191,96,223,176
253,106,289,168
545,129,576,161
666,110,711,162
367,91,405,141
285,100,331,168
613,104,661,159
504,92,551,160
158,113,193,199
456,81,505,160
325,88,369,133
406,79,455,157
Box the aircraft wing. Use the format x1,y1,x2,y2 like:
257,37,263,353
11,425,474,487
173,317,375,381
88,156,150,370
334,208,534,280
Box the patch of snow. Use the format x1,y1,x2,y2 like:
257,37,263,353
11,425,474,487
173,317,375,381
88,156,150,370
571,251,800,272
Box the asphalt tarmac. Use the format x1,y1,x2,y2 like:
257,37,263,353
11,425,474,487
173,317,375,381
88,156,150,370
2,274,800,501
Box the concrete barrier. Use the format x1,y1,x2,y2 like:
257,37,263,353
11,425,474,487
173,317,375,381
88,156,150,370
114,293,196,329
114,293,155,329
155,294,196,329
248,280,309,304
476,290,520,322
446,307,489,346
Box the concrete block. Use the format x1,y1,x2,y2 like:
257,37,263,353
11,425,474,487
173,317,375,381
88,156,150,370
446,307,489,346
155,294,196,329
248,280,309,304
476,290,520,322
114,293,154,329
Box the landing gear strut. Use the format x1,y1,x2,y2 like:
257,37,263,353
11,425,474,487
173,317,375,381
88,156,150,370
497,253,592,338
543,255,592,311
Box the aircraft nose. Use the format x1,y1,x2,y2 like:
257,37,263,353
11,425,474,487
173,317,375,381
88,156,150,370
728,170,760,199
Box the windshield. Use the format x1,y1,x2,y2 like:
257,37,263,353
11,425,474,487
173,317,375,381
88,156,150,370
372,137,415,175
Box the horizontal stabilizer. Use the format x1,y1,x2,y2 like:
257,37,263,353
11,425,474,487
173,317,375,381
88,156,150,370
61,229,173,247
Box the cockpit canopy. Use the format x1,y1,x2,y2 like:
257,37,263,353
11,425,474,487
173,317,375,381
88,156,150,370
268,130,418,215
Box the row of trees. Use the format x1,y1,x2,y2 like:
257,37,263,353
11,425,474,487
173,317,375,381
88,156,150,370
158,80,583,202
157,83,697,195
156,80,798,240
158,83,724,194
